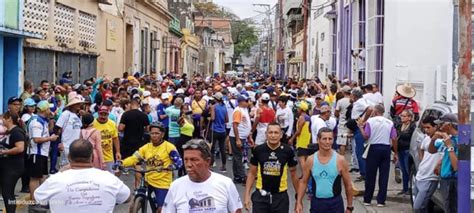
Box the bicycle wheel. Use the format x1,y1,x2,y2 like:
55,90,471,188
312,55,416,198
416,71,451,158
129,196,145,213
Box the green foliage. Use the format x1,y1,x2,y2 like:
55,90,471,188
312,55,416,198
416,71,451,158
194,2,258,58
231,20,258,58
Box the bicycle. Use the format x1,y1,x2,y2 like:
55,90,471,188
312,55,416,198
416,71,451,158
114,163,176,213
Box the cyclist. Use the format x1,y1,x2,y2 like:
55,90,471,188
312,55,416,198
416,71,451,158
118,122,183,213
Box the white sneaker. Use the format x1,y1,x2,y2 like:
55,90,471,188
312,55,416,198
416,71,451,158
363,203,371,206
377,204,385,207
212,162,217,167
244,163,249,170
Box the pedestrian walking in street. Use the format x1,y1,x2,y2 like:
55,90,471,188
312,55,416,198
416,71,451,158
244,122,298,213
296,127,353,213
395,109,416,195
118,97,149,158
162,139,243,213
252,93,276,146
26,101,59,200
93,106,121,173
55,92,84,167
157,93,171,140
275,95,293,145
350,88,372,182
335,86,352,155
80,113,104,170
191,89,207,138
290,101,312,172
0,111,26,213
208,92,228,172
428,113,459,213
34,139,130,212
413,116,442,213
229,95,253,184
359,104,398,207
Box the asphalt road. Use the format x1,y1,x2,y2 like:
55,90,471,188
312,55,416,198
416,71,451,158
2,151,442,213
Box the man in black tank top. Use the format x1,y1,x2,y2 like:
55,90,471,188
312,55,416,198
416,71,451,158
296,127,354,213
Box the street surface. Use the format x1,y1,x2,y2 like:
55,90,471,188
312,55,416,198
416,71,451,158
0,152,427,213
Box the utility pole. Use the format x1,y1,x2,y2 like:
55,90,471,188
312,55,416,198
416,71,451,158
458,0,472,212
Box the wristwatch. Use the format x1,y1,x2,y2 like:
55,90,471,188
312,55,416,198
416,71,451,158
347,206,354,212
447,146,455,152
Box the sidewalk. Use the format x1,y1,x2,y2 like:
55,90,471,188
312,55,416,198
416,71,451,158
349,162,412,212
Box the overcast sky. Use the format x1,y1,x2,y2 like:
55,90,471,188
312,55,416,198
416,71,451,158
213,0,278,20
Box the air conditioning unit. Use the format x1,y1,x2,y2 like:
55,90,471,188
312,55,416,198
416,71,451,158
97,0,112,5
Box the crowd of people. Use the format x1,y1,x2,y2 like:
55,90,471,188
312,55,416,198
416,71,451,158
0,70,459,213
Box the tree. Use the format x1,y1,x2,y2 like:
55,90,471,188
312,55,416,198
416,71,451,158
194,2,258,60
231,20,258,58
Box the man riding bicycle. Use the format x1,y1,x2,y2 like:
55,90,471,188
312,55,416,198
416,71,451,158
118,122,183,212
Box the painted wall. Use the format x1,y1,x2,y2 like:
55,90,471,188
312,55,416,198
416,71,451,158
308,0,332,80
3,37,22,111
383,0,453,110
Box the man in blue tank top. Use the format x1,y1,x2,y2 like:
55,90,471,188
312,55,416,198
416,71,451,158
296,127,354,213
209,92,228,172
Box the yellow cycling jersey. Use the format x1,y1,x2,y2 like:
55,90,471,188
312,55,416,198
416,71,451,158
122,141,177,189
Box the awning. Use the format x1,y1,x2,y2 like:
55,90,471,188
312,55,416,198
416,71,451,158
288,56,303,64
0,27,43,39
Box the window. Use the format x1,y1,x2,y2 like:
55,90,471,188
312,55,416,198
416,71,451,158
331,18,337,73
321,32,325,41
367,0,384,89
140,28,149,73
150,31,157,72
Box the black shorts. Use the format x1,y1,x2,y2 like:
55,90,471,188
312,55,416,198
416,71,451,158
26,155,48,178
296,145,318,157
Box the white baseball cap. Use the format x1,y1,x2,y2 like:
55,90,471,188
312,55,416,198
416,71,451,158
261,93,270,101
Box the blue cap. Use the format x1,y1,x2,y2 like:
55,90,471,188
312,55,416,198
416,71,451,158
237,95,249,102
24,98,36,107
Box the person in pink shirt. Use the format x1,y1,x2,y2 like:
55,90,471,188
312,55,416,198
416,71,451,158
80,113,104,169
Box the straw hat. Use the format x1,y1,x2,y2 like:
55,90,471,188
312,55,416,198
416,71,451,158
65,93,85,108
396,83,416,98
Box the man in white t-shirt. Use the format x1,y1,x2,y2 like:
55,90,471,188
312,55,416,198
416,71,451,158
276,95,293,144
413,116,443,212
310,105,336,146
229,95,253,184
335,86,352,155
34,139,130,212
162,139,243,213
55,93,84,167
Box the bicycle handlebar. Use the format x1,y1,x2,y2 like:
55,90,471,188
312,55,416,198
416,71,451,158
113,162,177,174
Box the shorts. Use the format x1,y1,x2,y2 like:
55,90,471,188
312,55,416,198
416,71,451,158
297,148,312,157
336,127,352,146
26,154,48,178
310,195,344,213
149,187,169,207
226,128,231,135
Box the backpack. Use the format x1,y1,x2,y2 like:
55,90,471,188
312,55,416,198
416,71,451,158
24,115,47,154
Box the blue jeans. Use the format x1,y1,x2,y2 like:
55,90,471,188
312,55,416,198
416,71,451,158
354,128,366,177
413,179,438,213
398,149,410,192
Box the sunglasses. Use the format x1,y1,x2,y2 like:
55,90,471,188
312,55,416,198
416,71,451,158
182,140,211,154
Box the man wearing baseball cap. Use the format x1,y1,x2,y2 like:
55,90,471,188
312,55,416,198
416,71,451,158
27,101,59,200
93,106,121,173
428,113,458,213
229,95,253,184
252,93,276,146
